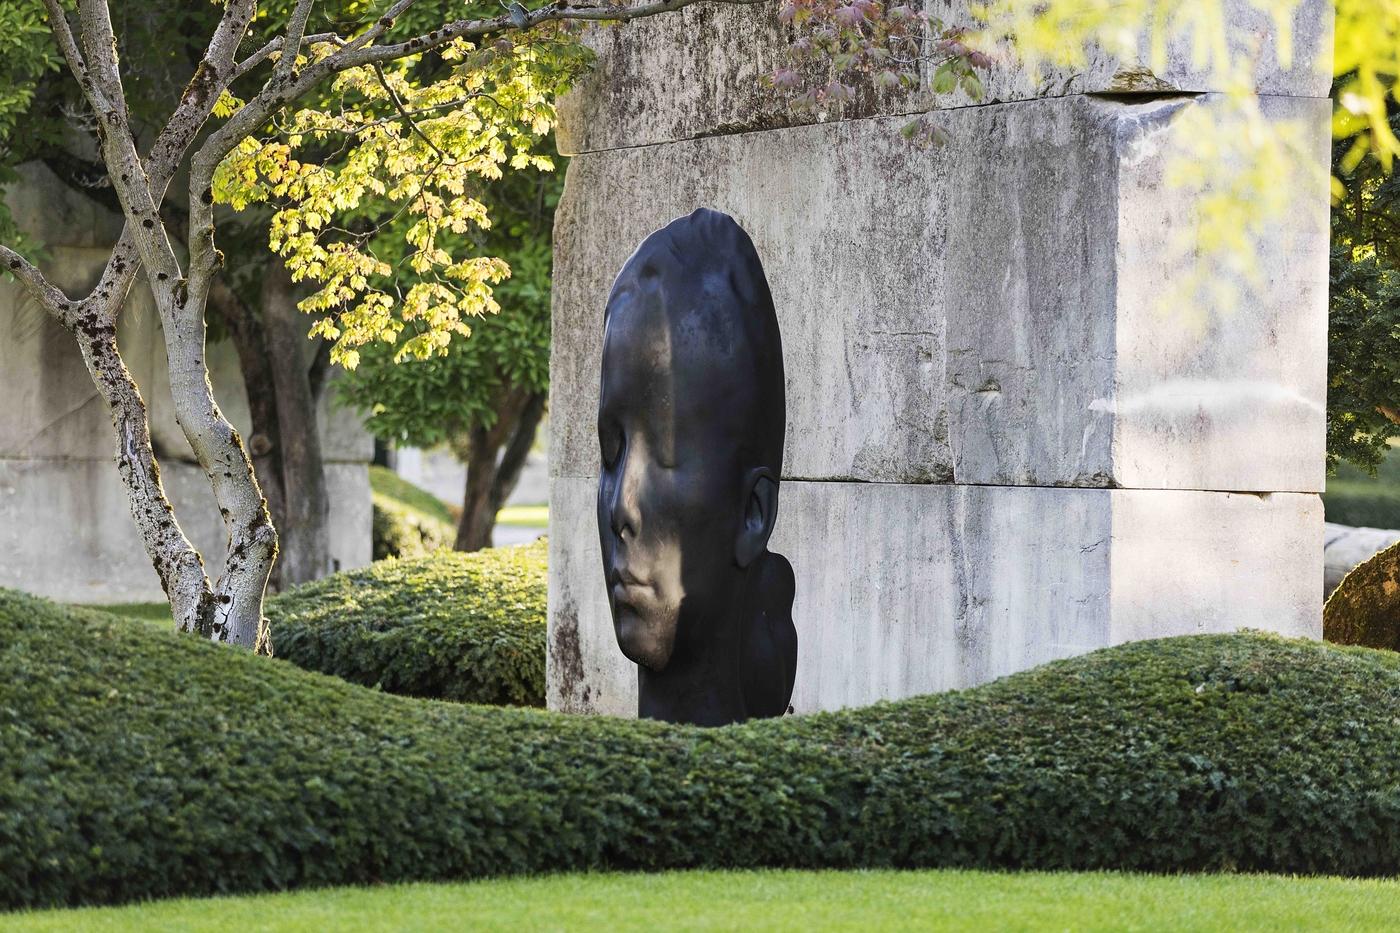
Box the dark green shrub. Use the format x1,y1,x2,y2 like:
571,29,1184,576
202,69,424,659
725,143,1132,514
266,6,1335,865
265,541,546,705
6,588,1400,910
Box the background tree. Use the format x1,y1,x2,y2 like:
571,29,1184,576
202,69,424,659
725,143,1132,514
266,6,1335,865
1330,101,1400,473
337,157,556,551
0,0,741,649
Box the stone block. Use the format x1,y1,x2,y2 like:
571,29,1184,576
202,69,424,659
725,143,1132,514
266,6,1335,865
1323,522,1400,598
546,476,1322,714
6,161,125,249
944,93,1329,492
325,463,374,573
558,0,1332,154
0,456,373,604
552,93,1327,493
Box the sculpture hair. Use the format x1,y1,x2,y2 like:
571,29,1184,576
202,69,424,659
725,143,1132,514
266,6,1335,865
604,208,786,476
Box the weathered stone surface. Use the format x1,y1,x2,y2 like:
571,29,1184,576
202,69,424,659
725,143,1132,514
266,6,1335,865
547,477,1321,714
0,459,371,604
552,93,1328,493
6,162,125,249
558,0,1332,155
548,5,1331,718
1106,488,1321,646
324,463,374,573
945,93,1329,491
547,476,632,716
1107,94,1330,493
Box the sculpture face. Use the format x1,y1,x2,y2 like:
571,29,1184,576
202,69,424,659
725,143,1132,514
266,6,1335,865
596,208,797,727
596,283,748,671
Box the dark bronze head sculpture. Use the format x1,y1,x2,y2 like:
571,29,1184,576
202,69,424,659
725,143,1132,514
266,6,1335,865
597,208,798,727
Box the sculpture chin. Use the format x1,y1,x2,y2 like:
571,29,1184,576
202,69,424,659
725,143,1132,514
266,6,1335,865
613,604,676,672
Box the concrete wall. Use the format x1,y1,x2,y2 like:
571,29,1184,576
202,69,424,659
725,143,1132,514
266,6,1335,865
0,163,373,604
547,2,1333,715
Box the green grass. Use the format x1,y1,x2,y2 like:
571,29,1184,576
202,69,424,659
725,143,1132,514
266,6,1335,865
368,464,456,527
1325,449,1400,528
79,602,169,626
496,504,548,528
5,870,1399,932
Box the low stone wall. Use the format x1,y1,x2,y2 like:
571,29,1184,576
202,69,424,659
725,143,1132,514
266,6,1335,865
547,2,1333,715
0,163,372,604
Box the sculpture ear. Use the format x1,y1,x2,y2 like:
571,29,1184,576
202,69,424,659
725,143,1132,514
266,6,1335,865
735,467,779,568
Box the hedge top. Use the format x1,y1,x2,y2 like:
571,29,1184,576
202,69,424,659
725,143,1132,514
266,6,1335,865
4,588,1400,910
266,540,546,704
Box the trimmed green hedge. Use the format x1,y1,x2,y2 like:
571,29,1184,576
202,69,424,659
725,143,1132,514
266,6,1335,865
265,541,546,706
5,590,1400,910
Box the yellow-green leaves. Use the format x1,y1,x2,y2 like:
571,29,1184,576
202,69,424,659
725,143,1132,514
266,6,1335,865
211,33,585,368
1334,0,1400,172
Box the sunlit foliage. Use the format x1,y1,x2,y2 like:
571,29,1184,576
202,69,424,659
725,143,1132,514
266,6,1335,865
213,29,587,367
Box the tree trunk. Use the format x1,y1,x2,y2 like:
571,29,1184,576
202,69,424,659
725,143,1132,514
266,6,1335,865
260,255,333,585
455,390,546,551
207,278,290,591
76,310,220,634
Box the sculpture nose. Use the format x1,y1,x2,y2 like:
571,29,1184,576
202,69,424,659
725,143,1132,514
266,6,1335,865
609,449,641,541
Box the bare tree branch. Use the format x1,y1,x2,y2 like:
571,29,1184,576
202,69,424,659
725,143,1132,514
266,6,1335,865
278,0,318,82
0,245,75,322
337,0,768,71
40,0,102,111
79,0,261,321
341,0,421,55
235,33,342,81
76,0,129,112
372,62,445,161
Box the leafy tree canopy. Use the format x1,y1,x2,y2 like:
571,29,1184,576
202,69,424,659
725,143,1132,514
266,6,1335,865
1329,102,1400,472
334,155,556,447
211,1,587,367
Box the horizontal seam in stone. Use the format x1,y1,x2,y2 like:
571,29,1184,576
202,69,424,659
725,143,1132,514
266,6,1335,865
561,90,1331,157
549,473,1322,495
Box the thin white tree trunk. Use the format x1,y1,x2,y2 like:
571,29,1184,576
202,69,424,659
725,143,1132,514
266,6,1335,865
74,310,217,632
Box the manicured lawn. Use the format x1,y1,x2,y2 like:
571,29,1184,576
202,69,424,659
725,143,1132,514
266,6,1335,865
5,870,1399,932
369,464,457,527
80,602,169,626
496,503,548,528
1325,448,1400,528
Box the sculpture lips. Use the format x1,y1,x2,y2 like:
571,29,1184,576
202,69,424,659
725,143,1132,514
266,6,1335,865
609,566,649,606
